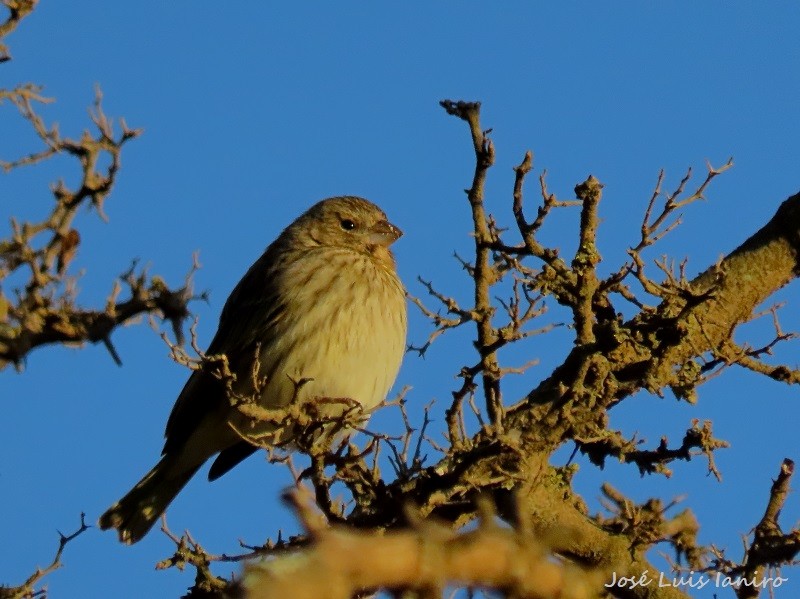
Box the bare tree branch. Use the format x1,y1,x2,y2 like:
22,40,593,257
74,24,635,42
0,86,198,370
0,513,89,599
0,0,36,63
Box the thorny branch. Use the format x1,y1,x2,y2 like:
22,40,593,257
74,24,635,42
596,485,705,571
406,277,475,357
701,304,800,385
438,100,504,430
0,86,198,370
733,459,800,599
626,159,734,301
577,419,730,480
683,460,800,599
0,513,89,599
156,518,237,597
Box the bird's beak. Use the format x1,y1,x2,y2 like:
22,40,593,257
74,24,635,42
369,219,403,247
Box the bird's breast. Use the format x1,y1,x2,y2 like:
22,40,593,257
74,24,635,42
255,248,406,416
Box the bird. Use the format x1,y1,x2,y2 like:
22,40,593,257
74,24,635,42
99,196,407,544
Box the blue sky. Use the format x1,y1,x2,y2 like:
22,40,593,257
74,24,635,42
2,3,800,598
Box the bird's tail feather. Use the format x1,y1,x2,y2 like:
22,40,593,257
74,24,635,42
98,455,200,544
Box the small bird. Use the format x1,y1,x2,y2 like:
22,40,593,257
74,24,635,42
99,196,407,544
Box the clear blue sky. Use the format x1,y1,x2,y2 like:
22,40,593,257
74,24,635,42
2,3,799,598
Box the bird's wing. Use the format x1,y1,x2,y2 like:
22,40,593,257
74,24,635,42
162,246,286,456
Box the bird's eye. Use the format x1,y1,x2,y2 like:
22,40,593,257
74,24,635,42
340,219,356,231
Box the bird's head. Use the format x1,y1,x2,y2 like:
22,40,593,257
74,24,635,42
294,196,403,260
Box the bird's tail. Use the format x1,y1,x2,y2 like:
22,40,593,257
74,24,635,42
98,455,201,544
